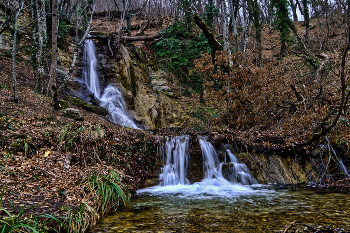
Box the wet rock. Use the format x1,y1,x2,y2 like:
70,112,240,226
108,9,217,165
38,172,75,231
61,108,84,121
68,97,108,116
142,178,159,188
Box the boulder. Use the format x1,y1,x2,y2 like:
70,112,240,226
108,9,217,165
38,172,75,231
62,108,84,121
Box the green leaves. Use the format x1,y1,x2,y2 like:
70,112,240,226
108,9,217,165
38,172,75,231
154,21,211,90
0,188,67,233
84,170,129,215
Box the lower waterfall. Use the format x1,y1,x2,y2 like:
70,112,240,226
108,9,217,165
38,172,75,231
81,38,138,129
138,136,257,197
158,136,190,186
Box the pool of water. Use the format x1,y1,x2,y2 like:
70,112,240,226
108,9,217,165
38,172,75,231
91,184,350,233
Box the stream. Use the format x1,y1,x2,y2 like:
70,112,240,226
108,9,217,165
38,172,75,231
92,186,350,232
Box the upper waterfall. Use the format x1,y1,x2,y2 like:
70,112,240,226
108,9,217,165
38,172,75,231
82,38,138,129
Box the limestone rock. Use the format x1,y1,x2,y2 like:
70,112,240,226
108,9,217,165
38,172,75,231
149,69,172,94
62,108,84,121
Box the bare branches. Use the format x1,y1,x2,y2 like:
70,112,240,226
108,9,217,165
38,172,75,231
57,3,96,94
307,18,350,144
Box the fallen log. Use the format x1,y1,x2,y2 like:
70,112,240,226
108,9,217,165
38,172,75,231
68,97,108,116
120,32,160,42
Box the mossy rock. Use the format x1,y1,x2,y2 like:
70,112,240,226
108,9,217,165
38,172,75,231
58,100,69,110
68,97,108,116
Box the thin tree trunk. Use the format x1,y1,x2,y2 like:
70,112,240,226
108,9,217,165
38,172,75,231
57,5,95,94
230,0,239,52
35,0,47,94
303,0,310,48
289,0,298,22
48,0,58,97
117,0,130,45
241,0,249,53
12,1,24,103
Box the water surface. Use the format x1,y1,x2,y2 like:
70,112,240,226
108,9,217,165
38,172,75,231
91,185,350,232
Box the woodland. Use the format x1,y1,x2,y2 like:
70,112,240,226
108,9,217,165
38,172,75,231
0,0,350,232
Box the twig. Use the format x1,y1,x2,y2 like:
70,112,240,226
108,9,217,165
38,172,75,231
282,220,301,233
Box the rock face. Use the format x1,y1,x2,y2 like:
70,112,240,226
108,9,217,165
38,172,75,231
62,108,84,121
64,34,180,129
93,42,180,129
236,152,315,184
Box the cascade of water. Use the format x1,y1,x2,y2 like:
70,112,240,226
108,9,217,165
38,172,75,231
82,38,138,129
198,137,220,179
339,160,350,178
198,137,257,186
159,136,190,186
225,149,257,185
83,39,101,98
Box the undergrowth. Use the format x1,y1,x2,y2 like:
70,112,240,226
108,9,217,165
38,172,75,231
0,189,67,232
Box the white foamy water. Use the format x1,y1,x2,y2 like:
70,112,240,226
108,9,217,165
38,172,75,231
82,39,138,129
138,137,259,198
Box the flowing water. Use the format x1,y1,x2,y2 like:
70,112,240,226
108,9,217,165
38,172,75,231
92,187,350,232
91,137,350,232
82,39,138,129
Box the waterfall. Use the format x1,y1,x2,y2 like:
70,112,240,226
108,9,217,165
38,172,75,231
83,39,101,98
339,160,350,178
82,38,138,129
198,137,220,179
138,136,255,197
198,137,257,185
158,136,190,186
224,149,257,185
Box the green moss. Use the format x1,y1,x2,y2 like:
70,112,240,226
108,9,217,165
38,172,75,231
129,65,137,97
68,97,108,116
58,100,69,109
164,92,174,98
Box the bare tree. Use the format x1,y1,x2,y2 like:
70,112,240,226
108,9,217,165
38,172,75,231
35,0,47,93
57,2,97,94
48,0,58,97
12,0,25,103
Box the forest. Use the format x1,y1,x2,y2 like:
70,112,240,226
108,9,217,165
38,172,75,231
0,0,350,232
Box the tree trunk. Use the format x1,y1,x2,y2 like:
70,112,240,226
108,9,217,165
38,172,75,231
48,0,58,98
116,0,130,46
241,0,249,57
289,0,298,22
229,0,239,52
35,0,47,94
12,0,25,103
221,0,231,58
120,32,160,41
303,0,310,48
247,0,262,67
193,13,223,57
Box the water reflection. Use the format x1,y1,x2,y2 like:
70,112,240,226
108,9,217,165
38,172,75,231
91,186,350,232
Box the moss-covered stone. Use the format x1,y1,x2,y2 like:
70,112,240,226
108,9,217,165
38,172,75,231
58,100,69,110
68,97,108,116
